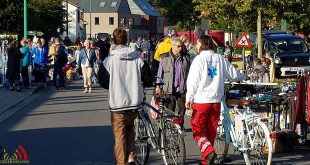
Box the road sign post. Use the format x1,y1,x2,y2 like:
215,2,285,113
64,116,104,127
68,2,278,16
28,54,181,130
235,32,252,71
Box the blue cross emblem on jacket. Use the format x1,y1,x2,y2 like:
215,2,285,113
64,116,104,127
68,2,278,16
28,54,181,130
208,66,217,79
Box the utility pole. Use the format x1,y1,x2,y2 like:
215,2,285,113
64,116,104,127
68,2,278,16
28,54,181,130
24,0,28,39
257,8,263,59
89,0,92,38
66,0,69,37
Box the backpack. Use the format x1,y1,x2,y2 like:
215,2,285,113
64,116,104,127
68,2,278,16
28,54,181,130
97,62,110,90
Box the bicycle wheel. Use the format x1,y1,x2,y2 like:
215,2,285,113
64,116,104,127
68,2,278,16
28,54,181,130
134,116,151,165
243,120,273,165
162,121,186,165
214,119,229,163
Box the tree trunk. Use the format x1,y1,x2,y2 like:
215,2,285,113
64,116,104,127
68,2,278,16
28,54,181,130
257,8,263,59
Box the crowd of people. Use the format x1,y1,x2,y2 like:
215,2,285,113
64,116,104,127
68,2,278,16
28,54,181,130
5,37,69,91
4,28,244,165
98,28,243,165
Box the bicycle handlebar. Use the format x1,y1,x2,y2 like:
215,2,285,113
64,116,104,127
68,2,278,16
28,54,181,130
154,76,165,86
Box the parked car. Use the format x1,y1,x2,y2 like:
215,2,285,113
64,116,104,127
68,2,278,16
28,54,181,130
263,31,310,77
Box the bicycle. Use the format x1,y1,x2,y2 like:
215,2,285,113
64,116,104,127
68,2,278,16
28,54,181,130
134,79,186,165
214,85,273,165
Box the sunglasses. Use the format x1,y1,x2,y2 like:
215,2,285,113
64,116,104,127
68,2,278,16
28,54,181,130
175,45,182,48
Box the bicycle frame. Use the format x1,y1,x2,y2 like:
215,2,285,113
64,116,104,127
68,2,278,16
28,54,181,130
221,100,272,153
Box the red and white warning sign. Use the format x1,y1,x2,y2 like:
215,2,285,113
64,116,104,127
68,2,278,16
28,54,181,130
235,32,252,48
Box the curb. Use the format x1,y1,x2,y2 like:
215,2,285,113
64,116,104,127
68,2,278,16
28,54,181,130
0,86,43,123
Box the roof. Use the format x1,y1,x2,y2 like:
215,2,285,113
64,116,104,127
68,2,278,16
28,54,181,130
67,0,79,8
266,34,302,41
128,0,160,16
68,0,160,16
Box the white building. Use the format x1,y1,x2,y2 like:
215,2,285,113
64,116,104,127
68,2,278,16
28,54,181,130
64,0,164,41
62,1,85,42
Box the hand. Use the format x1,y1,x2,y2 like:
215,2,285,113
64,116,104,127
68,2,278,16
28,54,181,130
185,102,193,110
155,86,161,94
75,67,79,71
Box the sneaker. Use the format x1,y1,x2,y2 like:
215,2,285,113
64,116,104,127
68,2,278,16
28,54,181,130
83,90,88,94
206,151,217,165
88,89,92,93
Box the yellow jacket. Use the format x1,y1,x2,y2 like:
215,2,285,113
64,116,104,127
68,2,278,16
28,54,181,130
154,38,172,61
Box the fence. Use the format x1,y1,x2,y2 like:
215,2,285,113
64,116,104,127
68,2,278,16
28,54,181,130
0,40,8,85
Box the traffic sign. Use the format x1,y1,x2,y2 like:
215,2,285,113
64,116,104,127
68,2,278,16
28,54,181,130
235,32,252,48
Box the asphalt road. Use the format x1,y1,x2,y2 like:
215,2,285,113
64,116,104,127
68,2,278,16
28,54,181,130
0,81,310,165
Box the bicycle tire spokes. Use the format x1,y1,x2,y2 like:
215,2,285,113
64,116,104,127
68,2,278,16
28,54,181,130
134,117,151,165
244,121,270,165
162,122,186,165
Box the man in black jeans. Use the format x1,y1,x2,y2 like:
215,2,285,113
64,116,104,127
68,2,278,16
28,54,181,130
52,38,67,89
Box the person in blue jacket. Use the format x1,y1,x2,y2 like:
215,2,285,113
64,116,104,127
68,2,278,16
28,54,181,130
31,38,48,86
20,39,32,88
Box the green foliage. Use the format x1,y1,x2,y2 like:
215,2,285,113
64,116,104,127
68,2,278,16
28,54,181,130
28,0,65,39
149,0,200,30
281,0,310,34
193,0,310,35
194,0,281,32
0,0,24,34
0,0,65,39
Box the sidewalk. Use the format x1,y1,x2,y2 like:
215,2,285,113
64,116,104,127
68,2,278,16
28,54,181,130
0,85,42,123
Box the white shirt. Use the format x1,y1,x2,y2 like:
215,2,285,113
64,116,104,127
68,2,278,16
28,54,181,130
186,50,243,103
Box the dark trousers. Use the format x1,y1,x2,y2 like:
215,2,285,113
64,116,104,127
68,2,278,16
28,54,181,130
34,64,46,83
52,64,65,88
21,66,29,87
8,79,21,88
168,92,186,123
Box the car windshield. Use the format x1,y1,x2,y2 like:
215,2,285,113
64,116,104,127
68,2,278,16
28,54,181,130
269,39,308,54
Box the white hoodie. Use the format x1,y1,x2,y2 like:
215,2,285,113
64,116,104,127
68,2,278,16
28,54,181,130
103,45,144,111
186,50,243,103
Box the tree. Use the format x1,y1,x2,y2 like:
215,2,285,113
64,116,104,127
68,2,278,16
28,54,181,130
281,0,310,35
194,0,285,58
0,0,24,34
28,0,65,39
0,0,65,39
149,0,201,31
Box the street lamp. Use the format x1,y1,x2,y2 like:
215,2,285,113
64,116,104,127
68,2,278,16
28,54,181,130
83,21,88,39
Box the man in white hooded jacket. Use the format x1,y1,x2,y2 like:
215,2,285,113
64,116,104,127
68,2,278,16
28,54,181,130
103,28,152,165
185,35,243,165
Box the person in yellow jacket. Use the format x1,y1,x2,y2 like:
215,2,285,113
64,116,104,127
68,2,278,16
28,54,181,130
153,29,176,61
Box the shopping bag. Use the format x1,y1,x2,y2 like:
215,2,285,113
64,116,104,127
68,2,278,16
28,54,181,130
150,96,160,120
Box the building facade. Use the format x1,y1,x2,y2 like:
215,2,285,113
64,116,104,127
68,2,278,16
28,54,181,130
67,0,164,41
62,1,86,42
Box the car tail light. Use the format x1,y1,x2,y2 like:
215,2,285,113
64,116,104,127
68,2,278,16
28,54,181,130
172,118,183,124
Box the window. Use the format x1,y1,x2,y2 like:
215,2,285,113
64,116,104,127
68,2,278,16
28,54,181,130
111,2,117,7
99,2,106,7
77,10,80,21
109,17,114,25
128,18,134,29
120,17,126,27
95,17,99,25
